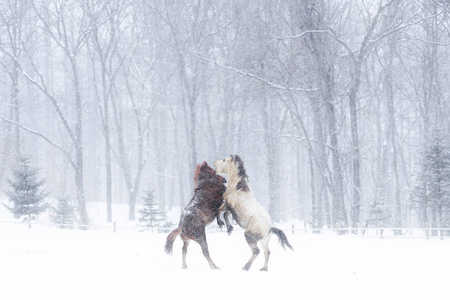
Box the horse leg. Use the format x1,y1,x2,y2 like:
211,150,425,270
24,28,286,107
242,231,261,271
216,214,224,229
224,210,233,235
259,234,272,271
181,235,190,269
197,233,220,269
219,203,233,234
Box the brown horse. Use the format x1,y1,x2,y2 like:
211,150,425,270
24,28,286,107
165,162,226,269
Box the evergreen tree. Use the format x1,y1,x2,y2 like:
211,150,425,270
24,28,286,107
4,155,49,221
366,177,391,227
138,190,167,229
411,164,430,226
51,195,75,229
411,129,450,228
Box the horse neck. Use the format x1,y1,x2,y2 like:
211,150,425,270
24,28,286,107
227,165,243,190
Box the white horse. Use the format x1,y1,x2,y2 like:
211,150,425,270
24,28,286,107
214,155,293,271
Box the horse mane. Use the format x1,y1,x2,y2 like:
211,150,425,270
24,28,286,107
193,161,207,188
194,161,226,189
232,155,249,192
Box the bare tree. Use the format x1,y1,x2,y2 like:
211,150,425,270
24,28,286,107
0,0,449,230
109,2,165,220
15,0,92,226
85,0,130,222
0,0,33,165
159,1,219,192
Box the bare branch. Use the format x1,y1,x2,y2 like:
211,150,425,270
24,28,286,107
16,46,77,144
273,29,329,40
191,51,317,92
0,114,76,169
410,36,450,46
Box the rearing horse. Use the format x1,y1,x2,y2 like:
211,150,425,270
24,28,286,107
165,162,226,269
214,155,293,271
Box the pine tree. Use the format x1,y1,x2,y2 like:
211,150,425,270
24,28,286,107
366,176,391,227
4,155,49,221
411,129,450,228
411,164,430,227
51,195,75,229
138,190,166,229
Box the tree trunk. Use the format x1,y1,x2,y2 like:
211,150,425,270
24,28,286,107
264,102,280,222
326,99,347,228
103,86,113,222
310,96,326,228
71,56,88,226
308,150,317,228
156,113,167,210
300,0,347,228
171,109,187,208
348,72,362,228
12,60,21,155
385,26,401,229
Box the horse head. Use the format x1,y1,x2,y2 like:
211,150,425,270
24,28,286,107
214,156,233,174
194,161,226,189
214,155,247,177
214,155,249,192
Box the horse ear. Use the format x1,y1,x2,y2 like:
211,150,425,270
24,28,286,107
202,161,208,167
230,155,235,161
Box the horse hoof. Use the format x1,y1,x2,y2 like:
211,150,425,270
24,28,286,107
217,220,225,229
260,267,268,272
227,225,234,235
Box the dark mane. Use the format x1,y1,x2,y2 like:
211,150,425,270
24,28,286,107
232,155,248,179
194,161,226,190
193,161,207,188
232,155,249,192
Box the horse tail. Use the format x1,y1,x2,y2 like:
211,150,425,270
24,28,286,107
165,227,182,255
270,227,294,251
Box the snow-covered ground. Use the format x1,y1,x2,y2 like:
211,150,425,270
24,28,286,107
2,222,450,300
1,200,449,300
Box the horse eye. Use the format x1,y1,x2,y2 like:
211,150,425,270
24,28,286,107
223,159,225,162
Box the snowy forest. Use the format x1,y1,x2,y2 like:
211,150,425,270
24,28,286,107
0,0,449,230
